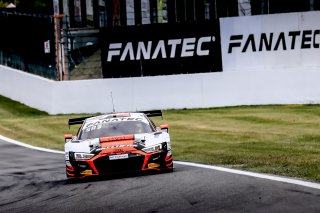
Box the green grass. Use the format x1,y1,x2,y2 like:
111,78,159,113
0,95,87,150
0,95,320,182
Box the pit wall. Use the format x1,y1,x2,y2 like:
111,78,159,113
1,11,320,114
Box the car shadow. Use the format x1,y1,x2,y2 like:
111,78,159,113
64,169,174,184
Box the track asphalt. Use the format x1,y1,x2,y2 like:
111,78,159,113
0,138,319,213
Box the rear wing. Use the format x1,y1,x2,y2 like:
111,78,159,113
140,110,163,119
68,116,92,126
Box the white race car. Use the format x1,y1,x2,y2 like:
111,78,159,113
64,110,173,179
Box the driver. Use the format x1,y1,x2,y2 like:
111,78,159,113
135,122,145,134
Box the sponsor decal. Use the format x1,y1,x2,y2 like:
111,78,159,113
80,170,92,175
228,30,320,53
104,144,136,149
92,144,137,153
109,154,129,160
100,135,135,142
107,36,216,62
148,163,160,168
83,118,144,132
113,148,124,153
86,117,143,127
100,21,222,78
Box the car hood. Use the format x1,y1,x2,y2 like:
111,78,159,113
64,132,170,153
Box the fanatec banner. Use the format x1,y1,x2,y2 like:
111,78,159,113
100,21,222,78
220,11,320,71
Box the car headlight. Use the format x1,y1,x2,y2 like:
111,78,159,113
142,142,167,153
74,152,94,160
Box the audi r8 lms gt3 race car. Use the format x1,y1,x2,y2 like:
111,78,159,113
64,110,173,179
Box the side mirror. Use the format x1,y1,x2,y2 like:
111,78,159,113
64,134,73,143
160,124,169,133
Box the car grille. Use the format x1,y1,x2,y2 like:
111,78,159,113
93,154,145,175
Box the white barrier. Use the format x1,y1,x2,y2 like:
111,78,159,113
1,65,320,114
0,66,54,113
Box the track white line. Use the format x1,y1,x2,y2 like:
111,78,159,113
1,134,320,190
174,161,320,190
0,135,64,154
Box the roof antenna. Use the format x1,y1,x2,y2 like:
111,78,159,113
110,91,116,112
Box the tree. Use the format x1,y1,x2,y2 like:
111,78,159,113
15,0,50,9
0,0,9,8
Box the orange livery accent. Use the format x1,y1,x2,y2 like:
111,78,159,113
100,134,134,143
160,124,169,129
165,156,172,161
166,162,173,167
66,170,75,177
64,134,73,139
66,166,74,172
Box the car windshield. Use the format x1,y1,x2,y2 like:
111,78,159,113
78,120,154,140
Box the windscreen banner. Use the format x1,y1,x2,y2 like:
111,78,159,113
220,11,320,71
100,21,222,78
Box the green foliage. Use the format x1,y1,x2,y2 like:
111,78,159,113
0,1,8,8
12,0,49,9
34,0,46,8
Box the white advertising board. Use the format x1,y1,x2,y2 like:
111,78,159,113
220,11,320,71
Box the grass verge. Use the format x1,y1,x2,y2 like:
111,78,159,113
0,95,319,182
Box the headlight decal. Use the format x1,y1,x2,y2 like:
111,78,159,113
142,142,167,153
65,152,70,160
65,160,72,167
74,152,95,160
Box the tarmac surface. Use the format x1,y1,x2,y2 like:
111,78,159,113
0,138,320,213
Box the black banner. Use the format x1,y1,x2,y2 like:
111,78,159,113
100,21,222,78
0,9,56,79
